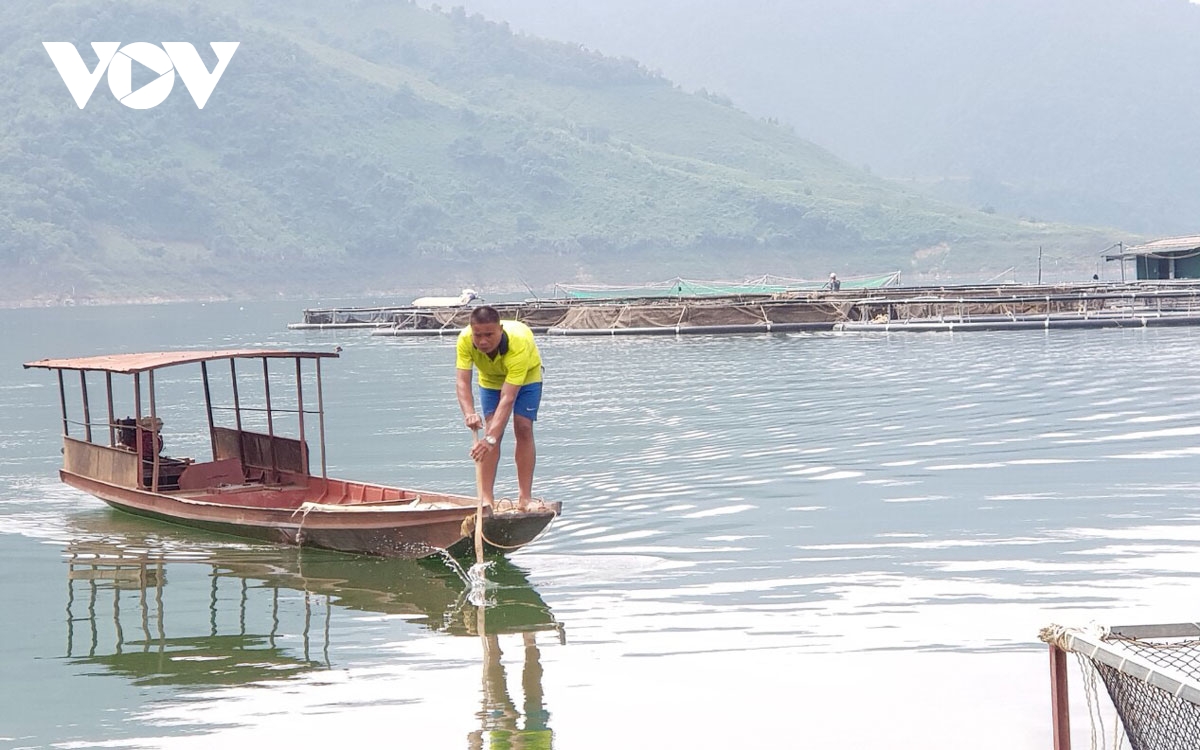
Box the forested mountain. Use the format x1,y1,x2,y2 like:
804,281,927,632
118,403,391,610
456,0,1200,236
2,0,1114,304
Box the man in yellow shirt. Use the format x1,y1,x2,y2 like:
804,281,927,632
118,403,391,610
456,305,543,509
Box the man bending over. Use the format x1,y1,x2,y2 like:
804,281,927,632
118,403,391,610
455,305,544,510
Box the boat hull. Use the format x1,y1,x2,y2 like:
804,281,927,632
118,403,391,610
63,471,559,559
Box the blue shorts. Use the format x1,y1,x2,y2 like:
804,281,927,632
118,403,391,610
480,382,542,422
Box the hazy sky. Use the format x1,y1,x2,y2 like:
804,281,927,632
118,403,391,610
443,0,1200,234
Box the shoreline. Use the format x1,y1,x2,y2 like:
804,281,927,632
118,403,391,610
0,289,440,311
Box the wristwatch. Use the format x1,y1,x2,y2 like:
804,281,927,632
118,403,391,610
484,435,497,447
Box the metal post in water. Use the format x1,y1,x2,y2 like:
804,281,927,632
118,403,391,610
262,357,277,479
105,372,115,447
324,596,331,667
57,370,69,437
230,359,245,469
139,572,150,649
209,574,219,637
79,371,92,442
148,370,159,494
201,361,216,461
1049,644,1071,750
270,588,279,648
88,578,98,656
112,586,126,653
295,358,307,474
66,564,75,657
155,563,164,648
316,358,327,480
303,591,312,662
133,373,143,489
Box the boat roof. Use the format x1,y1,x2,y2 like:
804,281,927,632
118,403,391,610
23,349,340,374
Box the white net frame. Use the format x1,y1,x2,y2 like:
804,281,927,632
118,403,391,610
1042,622,1200,750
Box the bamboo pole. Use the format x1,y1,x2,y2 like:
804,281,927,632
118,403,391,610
472,429,485,564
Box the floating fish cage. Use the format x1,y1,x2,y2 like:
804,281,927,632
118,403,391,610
293,279,1200,336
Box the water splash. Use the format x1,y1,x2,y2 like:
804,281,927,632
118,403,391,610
429,547,471,582
428,549,493,607
466,560,493,607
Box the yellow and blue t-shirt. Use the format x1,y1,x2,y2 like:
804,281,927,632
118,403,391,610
456,320,543,390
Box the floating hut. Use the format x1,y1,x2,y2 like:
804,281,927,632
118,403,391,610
1104,235,1200,282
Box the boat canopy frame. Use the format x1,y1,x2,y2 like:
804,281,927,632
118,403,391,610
23,349,340,493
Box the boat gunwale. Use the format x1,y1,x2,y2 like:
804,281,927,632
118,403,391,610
64,468,558,522
61,470,500,529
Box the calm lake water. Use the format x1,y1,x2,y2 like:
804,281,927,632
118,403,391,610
4,300,1200,749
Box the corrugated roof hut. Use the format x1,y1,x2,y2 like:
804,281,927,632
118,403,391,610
1105,235,1200,281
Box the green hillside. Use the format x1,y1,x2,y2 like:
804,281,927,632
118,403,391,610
1,0,1117,304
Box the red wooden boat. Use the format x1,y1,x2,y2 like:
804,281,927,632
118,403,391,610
24,349,560,558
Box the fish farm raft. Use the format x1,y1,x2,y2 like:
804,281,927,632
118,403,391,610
288,275,1200,336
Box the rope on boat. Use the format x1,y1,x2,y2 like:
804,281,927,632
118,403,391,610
1038,622,1111,649
290,502,318,544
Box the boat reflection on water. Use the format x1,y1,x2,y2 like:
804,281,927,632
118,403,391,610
63,510,562,745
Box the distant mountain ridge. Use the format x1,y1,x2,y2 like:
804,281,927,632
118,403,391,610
0,0,1115,304
455,0,1200,236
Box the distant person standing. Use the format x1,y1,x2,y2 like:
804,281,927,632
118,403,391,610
825,272,842,291
455,305,544,509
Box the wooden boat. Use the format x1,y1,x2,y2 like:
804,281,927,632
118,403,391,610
24,349,561,558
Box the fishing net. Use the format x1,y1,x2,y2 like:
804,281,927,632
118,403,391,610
1041,623,1200,750
549,299,849,330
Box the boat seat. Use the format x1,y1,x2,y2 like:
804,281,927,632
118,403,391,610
145,456,191,491
211,483,285,494
177,458,245,491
